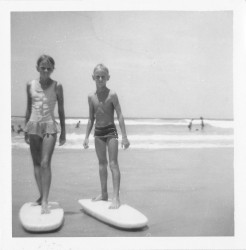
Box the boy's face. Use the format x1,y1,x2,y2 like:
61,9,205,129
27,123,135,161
92,69,110,88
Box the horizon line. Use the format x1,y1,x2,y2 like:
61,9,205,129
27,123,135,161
11,115,234,120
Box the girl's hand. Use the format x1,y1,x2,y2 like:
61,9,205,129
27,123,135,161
121,137,130,150
24,132,30,145
83,138,89,149
59,132,66,146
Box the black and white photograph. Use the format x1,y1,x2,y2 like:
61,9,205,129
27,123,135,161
1,0,246,249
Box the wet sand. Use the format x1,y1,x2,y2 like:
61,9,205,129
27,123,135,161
12,147,234,237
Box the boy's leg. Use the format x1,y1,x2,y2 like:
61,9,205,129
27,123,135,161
93,137,108,201
107,137,120,209
29,134,43,205
40,133,57,214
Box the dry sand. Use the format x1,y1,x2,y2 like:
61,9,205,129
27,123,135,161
12,147,234,237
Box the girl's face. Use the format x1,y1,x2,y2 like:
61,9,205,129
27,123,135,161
37,60,54,79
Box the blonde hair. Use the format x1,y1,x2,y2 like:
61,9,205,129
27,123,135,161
93,64,109,75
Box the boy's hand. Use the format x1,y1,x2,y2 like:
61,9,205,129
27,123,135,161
83,138,89,149
59,132,66,146
24,132,30,145
121,137,130,150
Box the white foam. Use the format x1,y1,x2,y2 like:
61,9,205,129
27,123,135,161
54,143,233,150
64,133,233,142
13,117,234,128
55,118,234,128
205,120,234,128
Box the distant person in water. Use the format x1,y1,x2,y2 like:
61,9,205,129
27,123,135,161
75,121,81,128
83,64,130,209
24,55,66,214
17,125,24,134
11,125,15,133
200,117,205,130
188,119,193,131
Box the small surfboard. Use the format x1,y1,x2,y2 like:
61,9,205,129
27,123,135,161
19,202,64,232
78,199,148,229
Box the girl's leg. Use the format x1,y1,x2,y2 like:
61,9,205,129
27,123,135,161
29,134,43,205
107,138,120,209
93,137,108,201
40,133,57,214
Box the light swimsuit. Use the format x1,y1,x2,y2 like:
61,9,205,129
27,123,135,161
24,79,60,138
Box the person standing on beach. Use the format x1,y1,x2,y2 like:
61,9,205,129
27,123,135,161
75,121,81,128
200,117,205,130
24,55,66,214
17,125,24,134
188,119,193,131
83,64,130,209
11,125,15,133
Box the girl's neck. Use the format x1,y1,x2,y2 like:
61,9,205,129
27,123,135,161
39,77,51,86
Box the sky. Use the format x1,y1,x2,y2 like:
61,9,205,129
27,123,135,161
11,11,233,119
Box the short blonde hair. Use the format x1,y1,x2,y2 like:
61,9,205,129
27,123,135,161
93,64,109,75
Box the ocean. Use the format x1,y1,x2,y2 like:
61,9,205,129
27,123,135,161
11,117,233,150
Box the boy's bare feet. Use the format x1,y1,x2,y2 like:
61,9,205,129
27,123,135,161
41,202,50,214
92,193,108,201
109,198,120,209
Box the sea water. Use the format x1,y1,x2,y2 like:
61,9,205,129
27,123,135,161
11,117,233,150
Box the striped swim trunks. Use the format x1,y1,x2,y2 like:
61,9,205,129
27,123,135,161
94,123,118,142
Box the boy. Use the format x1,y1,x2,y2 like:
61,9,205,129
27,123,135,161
83,64,130,209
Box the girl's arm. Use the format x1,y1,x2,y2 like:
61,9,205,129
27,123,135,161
83,95,95,149
113,93,130,149
56,82,66,146
25,83,32,125
24,82,32,144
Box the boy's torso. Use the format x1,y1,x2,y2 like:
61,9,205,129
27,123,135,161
91,89,115,127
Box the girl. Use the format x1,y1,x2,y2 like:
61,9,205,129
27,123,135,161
24,55,66,214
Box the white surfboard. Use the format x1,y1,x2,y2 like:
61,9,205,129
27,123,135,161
78,199,148,229
19,202,64,232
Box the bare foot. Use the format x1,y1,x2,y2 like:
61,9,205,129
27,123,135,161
31,197,42,206
109,198,120,209
92,193,108,202
41,202,50,214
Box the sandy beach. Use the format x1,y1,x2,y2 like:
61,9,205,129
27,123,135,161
12,147,234,237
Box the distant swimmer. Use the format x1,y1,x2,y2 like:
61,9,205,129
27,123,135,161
188,119,193,131
17,125,24,134
200,117,205,130
75,121,81,128
11,125,15,133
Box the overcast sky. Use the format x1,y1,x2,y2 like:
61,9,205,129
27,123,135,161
11,11,233,119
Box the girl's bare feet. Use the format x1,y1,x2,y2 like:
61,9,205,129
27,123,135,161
31,197,42,206
41,202,50,214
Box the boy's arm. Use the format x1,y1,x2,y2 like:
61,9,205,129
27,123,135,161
56,82,66,146
112,93,130,149
83,95,95,149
